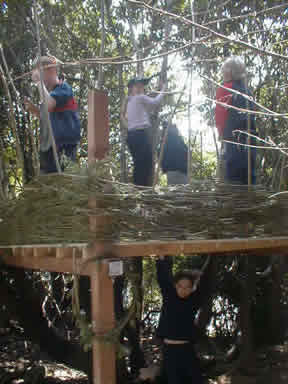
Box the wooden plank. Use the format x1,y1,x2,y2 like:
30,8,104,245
2,237,288,280
1,252,91,276
56,247,74,259
88,89,109,162
88,89,116,384
90,251,116,384
2,236,288,260
0,243,87,249
109,237,288,258
33,247,53,258
21,247,34,258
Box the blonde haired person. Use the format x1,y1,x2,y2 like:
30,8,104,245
222,56,246,82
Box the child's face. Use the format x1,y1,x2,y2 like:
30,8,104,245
131,83,145,96
42,68,57,87
32,67,57,88
175,278,194,299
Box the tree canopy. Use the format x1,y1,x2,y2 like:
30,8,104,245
1,1,288,383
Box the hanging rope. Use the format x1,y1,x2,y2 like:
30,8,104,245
150,0,175,187
119,68,128,183
97,0,106,88
244,58,252,188
187,0,196,184
246,81,252,188
33,0,61,174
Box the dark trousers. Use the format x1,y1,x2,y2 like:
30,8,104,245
225,142,256,185
163,343,203,384
127,129,153,186
40,144,77,174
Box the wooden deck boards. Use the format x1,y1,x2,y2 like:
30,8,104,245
1,236,288,276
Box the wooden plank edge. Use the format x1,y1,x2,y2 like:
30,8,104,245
1,237,288,266
1,253,91,276
109,237,288,257
0,243,88,249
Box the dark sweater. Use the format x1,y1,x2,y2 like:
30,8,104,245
161,127,188,174
156,258,210,343
223,80,256,142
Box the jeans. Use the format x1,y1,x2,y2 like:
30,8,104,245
40,144,77,174
162,343,203,384
127,129,153,186
224,142,256,185
167,171,188,185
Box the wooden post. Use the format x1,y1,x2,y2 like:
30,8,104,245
87,89,116,384
88,90,109,162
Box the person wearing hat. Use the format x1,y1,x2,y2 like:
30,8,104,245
126,77,166,186
24,56,81,174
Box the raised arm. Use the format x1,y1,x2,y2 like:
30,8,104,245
139,84,166,109
141,93,163,107
193,256,213,307
24,98,40,118
156,256,173,297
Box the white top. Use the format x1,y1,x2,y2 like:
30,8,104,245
127,91,165,131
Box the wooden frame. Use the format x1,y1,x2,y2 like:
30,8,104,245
2,236,288,276
2,90,288,384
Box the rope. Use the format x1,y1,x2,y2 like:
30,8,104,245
245,65,252,188
33,0,61,174
97,0,105,88
187,0,196,183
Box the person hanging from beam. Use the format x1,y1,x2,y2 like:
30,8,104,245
126,77,166,186
154,255,212,384
24,56,81,174
215,56,257,185
161,122,188,185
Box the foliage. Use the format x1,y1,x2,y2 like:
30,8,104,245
1,0,288,381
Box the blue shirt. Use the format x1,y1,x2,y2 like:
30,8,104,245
40,82,81,152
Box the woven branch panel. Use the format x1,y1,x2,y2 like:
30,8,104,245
0,170,287,246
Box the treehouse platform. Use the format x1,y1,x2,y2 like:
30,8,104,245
2,236,288,277
1,90,288,384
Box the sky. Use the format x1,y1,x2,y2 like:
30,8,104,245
169,59,217,153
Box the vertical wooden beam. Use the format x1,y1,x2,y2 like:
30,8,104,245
88,90,109,162
90,257,115,384
87,90,116,384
